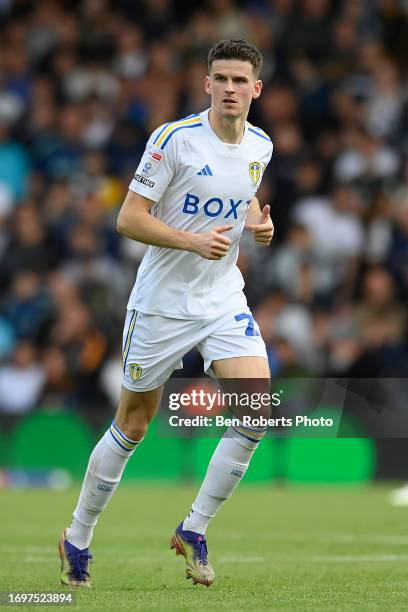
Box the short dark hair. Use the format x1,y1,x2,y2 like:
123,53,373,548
208,39,263,77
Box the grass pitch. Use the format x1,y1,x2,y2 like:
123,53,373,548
1,484,408,611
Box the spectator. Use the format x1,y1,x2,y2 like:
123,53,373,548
0,341,45,414
0,120,30,201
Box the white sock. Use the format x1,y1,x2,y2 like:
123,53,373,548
66,421,141,549
183,424,266,535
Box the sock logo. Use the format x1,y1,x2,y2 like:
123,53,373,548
97,483,113,492
230,468,243,478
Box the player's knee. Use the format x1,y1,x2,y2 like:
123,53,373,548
115,401,155,441
114,415,151,442
126,421,150,441
258,401,272,421
115,387,160,440
237,396,272,422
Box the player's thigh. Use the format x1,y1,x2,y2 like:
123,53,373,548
198,310,270,420
211,355,270,379
198,308,270,378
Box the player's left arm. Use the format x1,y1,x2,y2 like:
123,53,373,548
245,197,274,246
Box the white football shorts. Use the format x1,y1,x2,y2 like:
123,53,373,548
121,308,268,392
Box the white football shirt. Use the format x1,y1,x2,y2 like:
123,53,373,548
128,109,273,319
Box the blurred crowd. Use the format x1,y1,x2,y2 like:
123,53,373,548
0,0,407,415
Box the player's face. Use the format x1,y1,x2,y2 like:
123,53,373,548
205,59,262,119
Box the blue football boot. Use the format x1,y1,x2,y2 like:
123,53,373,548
170,522,215,586
59,529,92,588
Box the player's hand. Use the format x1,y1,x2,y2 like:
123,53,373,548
192,225,233,260
245,204,274,246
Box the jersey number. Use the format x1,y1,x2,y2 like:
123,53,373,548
234,313,260,337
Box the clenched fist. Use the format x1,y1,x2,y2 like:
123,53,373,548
192,225,233,260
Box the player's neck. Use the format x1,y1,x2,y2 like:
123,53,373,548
208,109,246,144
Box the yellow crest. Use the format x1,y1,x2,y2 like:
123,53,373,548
249,161,262,185
129,363,142,381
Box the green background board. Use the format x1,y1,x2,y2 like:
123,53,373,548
2,407,377,483
8,410,95,478
283,408,376,482
285,437,376,483
0,426,4,466
121,418,185,480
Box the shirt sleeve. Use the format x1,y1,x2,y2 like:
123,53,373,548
264,141,273,169
129,126,177,202
255,141,273,195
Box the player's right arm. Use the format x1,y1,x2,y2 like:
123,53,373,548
117,191,232,261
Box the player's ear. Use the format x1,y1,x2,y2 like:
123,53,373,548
204,75,211,94
252,79,263,100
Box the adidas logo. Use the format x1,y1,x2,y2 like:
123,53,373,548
197,164,213,176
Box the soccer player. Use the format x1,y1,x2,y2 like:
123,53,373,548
59,39,274,588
